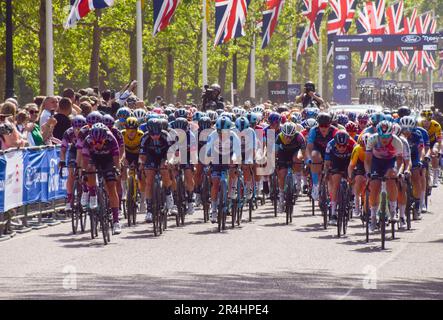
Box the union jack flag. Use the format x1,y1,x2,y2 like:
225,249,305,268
215,0,250,46
380,1,409,75
408,11,437,74
296,0,328,61
326,0,357,63
65,0,114,29
153,0,181,36
439,48,443,78
261,0,285,49
356,0,386,73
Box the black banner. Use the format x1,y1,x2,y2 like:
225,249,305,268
268,81,288,103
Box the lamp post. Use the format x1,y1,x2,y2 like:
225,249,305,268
5,0,14,99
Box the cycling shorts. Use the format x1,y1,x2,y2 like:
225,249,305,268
371,156,396,177
144,153,167,170
126,152,139,167
67,147,77,168
89,154,117,182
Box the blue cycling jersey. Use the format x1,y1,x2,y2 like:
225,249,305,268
415,127,430,147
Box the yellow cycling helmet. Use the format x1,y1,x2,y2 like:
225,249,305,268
420,109,433,120
125,117,139,129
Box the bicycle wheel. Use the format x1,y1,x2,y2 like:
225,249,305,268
176,174,185,227
127,175,135,227
319,184,328,230
342,185,349,235
406,181,412,230
201,174,210,223
285,175,293,225
337,185,344,238
97,189,109,245
152,179,159,236
365,188,370,243
380,192,387,250
270,175,277,217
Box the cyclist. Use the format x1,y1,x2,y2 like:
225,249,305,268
365,121,404,232
206,116,241,223
356,113,370,135
169,117,197,215
306,113,338,200
418,109,442,187
324,131,356,225
115,107,132,131
139,118,175,222
82,123,122,234
275,122,306,212
60,115,87,211
400,116,425,219
121,117,146,217
345,121,359,141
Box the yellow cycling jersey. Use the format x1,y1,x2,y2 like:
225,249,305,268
122,129,144,154
419,119,442,144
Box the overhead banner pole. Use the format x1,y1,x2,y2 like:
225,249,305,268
251,32,256,99
288,25,293,84
136,0,144,99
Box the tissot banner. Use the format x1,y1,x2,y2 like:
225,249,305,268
268,81,288,103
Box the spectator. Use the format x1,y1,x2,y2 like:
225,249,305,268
53,97,72,141
154,96,163,108
80,101,92,117
25,103,45,146
34,96,45,109
62,88,81,115
0,102,26,150
39,96,58,127
16,109,30,136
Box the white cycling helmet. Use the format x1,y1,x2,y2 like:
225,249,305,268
305,118,318,129
281,122,297,137
399,116,417,131
133,108,147,124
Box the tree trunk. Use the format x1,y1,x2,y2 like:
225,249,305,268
39,0,47,95
89,10,102,89
242,48,252,101
0,54,5,100
279,59,287,81
218,48,229,94
263,54,270,100
143,61,151,102
165,48,174,103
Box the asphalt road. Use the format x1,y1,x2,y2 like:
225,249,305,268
1,189,443,300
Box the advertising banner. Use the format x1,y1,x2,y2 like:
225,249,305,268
268,81,288,103
333,51,352,104
357,78,383,88
433,82,443,91
288,84,302,102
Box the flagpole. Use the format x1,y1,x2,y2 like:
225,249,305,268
46,0,54,96
251,33,256,99
288,25,293,84
136,0,144,99
202,0,208,87
318,27,323,97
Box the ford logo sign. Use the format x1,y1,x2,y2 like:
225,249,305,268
401,35,421,44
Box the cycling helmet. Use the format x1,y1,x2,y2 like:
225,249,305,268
399,116,417,131
210,83,221,93
357,113,369,122
232,107,241,117
370,112,385,127
397,106,411,118
116,107,132,120
206,110,218,123
305,108,318,120
281,122,297,137
72,115,87,129
291,112,302,124
126,96,138,107
198,117,212,130
175,108,189,119
383,108,392,115
164,107,174,116
392,123,402,136
125,117,139,130
366,108,377,115
337,114,349,126
171,117,189,131
102,114,115,128
268,112,281,124
246,112,259,126
168,114,176,123
215,109,224,116
334,131,350,145
345,121,358,134
86,111,103,126
90,123,108,142
303,118,318,129
235,116,250,131
252,105,265,114
147,118,162,135
221,112,234,121
237,108,247,117
215,116,232,130
420,109,433,120
317,113,332,126
377,120,393,138
146,112,160,121
192,111,206,122
348,112,357,122
152,107,163,115
158,118,169,131
133,109,147,124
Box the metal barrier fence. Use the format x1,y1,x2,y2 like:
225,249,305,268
0,146,68,241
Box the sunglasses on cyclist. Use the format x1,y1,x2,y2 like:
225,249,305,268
319,124,330,128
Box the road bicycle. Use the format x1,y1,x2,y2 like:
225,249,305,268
125,163,139,227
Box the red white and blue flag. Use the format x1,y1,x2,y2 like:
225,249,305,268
326,0,357,63
214,0,250,46
356,0,386,73
296,0,328,61
439,47,443,78
380,1,409,75
153,0,181,36
261,0,285,49
65,0,115,29
408,11,437,74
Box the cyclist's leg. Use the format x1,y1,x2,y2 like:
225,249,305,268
293,151,304,193
160,160,174,210
353,173,366,216
228,166,238,199
242,164,252,200
397,175,407,224
431,142,441,186
277,163,288,212
386,167,399,219
310,150,323,199
210,165,222,220
194,163,203,205
184,166,195,213
329,173,341,221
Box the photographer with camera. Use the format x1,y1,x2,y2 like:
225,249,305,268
202,83,225,112
296,81,324,109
